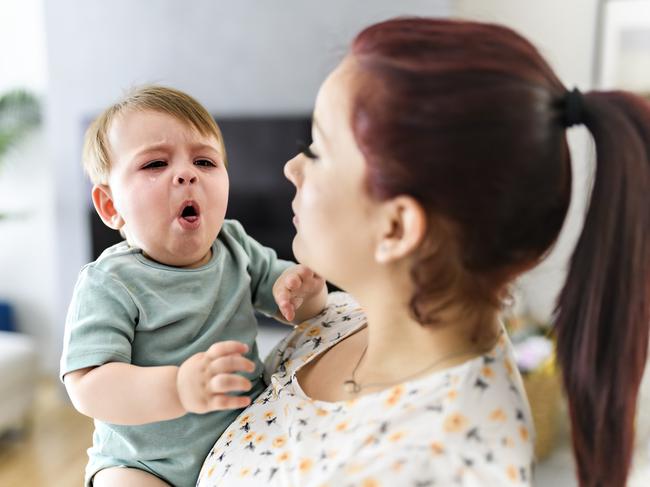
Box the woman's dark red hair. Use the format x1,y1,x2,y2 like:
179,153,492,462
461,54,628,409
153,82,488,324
350,17,650,487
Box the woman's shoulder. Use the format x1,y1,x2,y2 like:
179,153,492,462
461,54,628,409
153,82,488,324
264,292,365,379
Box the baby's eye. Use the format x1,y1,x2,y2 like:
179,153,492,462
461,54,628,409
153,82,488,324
143,160,166,169
194,159,217,167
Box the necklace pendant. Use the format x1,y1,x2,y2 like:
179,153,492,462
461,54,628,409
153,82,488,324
343,380,361,394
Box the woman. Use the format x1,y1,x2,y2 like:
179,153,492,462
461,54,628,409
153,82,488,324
198,17,650,487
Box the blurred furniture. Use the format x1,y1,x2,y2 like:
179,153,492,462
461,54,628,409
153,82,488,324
0,331,37,434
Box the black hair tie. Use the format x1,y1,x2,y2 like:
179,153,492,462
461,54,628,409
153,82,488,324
563,87,585,128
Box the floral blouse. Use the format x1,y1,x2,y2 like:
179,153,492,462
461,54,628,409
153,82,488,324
197,293,534,486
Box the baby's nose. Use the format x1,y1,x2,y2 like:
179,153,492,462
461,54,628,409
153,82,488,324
175,172,197,185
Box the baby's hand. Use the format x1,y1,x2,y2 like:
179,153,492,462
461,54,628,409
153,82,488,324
176,341,255,414
274,264,327,322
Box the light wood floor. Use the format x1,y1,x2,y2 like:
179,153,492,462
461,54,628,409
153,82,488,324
0,378,94,487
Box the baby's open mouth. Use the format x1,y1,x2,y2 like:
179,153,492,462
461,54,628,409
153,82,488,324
179,201,200,222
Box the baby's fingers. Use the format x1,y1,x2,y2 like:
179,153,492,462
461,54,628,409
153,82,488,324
206,394,252,411
206,341,249,359
209,354,256,375
208,373,252,394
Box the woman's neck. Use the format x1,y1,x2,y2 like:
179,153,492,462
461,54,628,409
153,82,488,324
350,287,500,387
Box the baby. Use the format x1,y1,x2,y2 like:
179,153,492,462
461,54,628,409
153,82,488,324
60,86,326,487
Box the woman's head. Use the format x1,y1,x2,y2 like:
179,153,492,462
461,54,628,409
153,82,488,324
348,18,573,322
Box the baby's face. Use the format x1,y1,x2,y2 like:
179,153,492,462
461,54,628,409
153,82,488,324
105,109,229,268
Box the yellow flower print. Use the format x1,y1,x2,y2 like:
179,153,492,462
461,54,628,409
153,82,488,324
299,458,314,473
345,463,364,474
504,359,514,376
307,327,321,337
239,467,251,478
443,412,469,433
489,408,507,422
388,431,405,442
273,436,287,448
277,451,291,462
296,321,309,331
207,466,215,477
225,430,235,440
430,441,445,455
316,408,329,417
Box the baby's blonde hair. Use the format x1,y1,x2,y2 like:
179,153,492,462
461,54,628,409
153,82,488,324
82,85,226,185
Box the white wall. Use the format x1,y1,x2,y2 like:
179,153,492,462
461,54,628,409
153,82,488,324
41,0,451,374
454,0,601,321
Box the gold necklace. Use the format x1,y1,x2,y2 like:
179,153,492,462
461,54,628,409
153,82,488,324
342,334,500,394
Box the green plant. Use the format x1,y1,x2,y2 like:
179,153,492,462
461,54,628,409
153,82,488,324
0,89,41,170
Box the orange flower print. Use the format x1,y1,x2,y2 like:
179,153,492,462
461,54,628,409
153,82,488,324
307,327,321,337
299,458,314,473
447,389,458,401
519,426,529,442
272,436,287,448
225,430,235,441
277,451,291,462
443,412,469,433
507,465,518,481
207,466,215,477
255,434,266,444
490,408,507,422
239,467,251,478
239,414,252,426
430,441,445,455
361,478,381,487
242,432,255,443
264,411,275,420
336,421,349,432
481,366,495,378
316,408,329,417
385,386,405,407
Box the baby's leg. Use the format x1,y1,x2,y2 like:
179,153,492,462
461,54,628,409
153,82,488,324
93,466,171,486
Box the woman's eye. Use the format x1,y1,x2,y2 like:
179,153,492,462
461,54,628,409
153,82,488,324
297,140,319,160
143,160,166,169
195,159,216,167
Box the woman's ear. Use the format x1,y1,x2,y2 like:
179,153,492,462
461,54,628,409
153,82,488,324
92,184,125,230
374,196,426,263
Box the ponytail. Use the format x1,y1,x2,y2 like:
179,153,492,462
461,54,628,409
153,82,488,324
555,91,650,487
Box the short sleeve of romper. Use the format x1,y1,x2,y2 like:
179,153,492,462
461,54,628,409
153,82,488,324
197,292,535,487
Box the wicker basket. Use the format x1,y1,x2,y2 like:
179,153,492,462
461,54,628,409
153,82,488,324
522,358,562,460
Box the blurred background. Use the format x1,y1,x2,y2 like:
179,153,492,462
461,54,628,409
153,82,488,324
0,0,648,485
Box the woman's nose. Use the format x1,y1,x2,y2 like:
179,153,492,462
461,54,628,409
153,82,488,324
284,154,303,187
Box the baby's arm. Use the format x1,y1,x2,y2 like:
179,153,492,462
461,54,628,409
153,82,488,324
64,341,254,425
273,264,327,323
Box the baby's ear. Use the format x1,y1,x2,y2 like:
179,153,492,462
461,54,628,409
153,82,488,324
92,184,124,230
